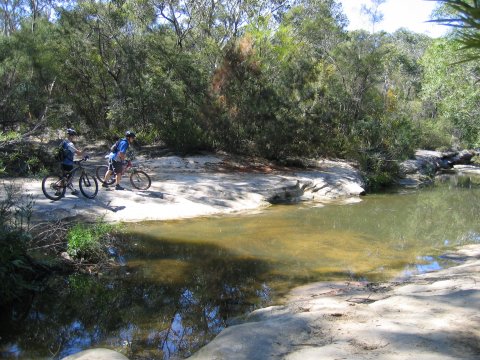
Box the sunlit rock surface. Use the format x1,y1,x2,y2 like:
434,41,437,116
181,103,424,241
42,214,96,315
15,154,366,223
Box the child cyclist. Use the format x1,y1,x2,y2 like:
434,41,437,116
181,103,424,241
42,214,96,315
103,131,136,190
61,128,84,195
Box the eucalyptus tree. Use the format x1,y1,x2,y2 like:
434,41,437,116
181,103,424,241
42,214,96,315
289,0,347,56
0,0,24,35
383,29,433,114
145,0,295,74
419,0,480,148
331,31,387,120
0,0,75,142
53,2,128,131
0,0,61,35
276,1,405,160
149,0,293,47
322,27,431,187
0,17,61,138
53,0,179,135
360,0,386,34
265,0,349,156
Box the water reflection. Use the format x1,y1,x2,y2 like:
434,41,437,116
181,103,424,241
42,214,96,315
1,241,272,359
437,172,480,188
1,174,479,359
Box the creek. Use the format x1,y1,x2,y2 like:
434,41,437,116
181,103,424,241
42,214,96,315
1,173,479,359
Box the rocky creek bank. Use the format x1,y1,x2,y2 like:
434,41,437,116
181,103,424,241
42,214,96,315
398,149,480,187
14,149,480,224
190,243,480,360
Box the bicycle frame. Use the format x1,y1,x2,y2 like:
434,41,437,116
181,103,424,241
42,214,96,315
63,163,82,185
107,159,135,178
120,160,133,176
98,157,151,190
42,157,98,200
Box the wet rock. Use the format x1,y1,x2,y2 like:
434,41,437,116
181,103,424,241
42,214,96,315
398,149,480,188
267,181,304,204
451,149,475,164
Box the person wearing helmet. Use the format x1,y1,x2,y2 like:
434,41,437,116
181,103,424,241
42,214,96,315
103,131,136,190
62,128,84,195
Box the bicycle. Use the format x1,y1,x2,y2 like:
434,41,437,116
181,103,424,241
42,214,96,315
42,156,99,201
96,153,151,191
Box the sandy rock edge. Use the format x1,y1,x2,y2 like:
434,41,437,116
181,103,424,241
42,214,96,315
190,244,480,360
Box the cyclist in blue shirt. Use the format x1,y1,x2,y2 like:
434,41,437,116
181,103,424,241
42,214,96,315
62,128,84,195
103,131,136,190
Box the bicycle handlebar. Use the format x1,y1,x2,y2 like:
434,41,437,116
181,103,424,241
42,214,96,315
73,155,90,165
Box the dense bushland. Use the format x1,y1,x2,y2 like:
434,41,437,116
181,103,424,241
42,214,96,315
1,0,479,185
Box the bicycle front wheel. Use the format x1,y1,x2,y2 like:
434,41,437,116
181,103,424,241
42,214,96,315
42,175,66,201
79,172,98,199
96,165,115,186
130,170,151,190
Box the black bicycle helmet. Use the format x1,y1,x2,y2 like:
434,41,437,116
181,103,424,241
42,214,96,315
67,128,77,136
125,130,136,138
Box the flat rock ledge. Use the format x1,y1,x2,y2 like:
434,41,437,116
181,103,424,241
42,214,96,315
15,155,366,224
190,244,480,360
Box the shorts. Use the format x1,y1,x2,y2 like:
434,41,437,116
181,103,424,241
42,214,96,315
62,164,73,173
109,159,123,175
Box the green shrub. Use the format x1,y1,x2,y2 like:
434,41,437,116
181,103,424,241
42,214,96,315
416,119,453,151
0,131,20,143
67,221,116,262
472,155,480,166
0,141,54,176
358,152,401,191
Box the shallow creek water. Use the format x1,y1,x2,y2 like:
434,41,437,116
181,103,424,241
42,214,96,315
1,174,479,359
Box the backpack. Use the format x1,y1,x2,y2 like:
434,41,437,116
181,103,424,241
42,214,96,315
54,140,68,162
110,140,120,153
